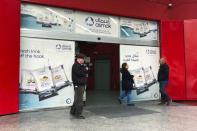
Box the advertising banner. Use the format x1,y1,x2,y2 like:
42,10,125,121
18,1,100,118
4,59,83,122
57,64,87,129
75,11,119,37
120,45,160,101
120,18,158,40
21,4,75,32
20,37,75,110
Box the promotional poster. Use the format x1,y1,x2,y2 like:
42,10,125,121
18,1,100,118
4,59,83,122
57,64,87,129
120,45,160,101
120,17,158,40
20,37,75,110
21,4,75,32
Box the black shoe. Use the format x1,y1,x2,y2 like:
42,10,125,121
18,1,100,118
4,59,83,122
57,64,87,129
118,99,122,104
83,101,86,106
166,99,172,106
75,115,85,119
70,109,75,115
127,103,135,106
70,112,75,116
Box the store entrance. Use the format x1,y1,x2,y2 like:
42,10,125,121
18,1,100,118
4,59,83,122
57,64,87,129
76,41,120,106
94,59,110,90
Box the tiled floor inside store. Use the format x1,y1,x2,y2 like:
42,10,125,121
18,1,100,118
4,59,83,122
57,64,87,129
1,91,197,131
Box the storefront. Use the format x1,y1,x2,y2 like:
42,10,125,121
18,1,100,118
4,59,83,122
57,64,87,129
0,0,188,115
19,3,160,111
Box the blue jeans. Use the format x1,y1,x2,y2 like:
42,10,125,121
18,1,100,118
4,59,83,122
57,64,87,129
119,90,133,104
159,81,170,102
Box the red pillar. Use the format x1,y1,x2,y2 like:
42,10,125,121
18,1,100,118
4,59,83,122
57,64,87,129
184,20,197,100
160,20,186,100
0,0,20,115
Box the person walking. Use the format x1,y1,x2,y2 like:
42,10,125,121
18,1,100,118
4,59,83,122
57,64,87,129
158,58,171,106
118,63,135,106
70,53,88,119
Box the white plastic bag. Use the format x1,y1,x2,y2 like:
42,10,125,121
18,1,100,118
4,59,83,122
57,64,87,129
51,65,68,88
20,69,37,92
32,66,54,92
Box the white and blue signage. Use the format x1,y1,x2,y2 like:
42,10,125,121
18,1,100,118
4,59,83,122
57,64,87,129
21,4,75,32
20,37,75,110
120,45,160,101
21,3,159,41
75,11,119,37
120,18,158,40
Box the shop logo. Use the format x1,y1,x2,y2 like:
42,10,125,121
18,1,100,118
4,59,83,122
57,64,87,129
56,44,61,50
66,98,72,104
85,17,94,26
56,44,72,52
154,93,159,98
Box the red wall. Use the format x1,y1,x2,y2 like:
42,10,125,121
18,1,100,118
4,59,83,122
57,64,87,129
0,0,20,115
160,21,186,100
22,0,197,20
168,0,197,20
184,20,197,100
22,0,170,20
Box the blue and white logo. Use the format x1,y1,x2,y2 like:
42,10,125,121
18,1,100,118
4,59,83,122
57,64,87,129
66,98,72,104
85,17,94,26
154,93,159,98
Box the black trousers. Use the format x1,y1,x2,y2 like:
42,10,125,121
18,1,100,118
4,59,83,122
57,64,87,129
159,81,170,102
70,85,85,116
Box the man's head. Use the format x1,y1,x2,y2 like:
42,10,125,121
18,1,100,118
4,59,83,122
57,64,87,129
159,58,166,65
76,53,85,64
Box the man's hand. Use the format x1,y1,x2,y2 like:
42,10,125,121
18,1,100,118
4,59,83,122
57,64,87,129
86,67,89,71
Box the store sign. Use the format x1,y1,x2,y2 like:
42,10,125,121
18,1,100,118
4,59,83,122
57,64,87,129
120,18,158,40
75,11,119,37
21,3,159,41
20,37,75,110
120,45,160,101
21,4,75,32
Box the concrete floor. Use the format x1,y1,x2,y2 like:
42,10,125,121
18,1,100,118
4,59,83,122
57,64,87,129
1,91,197,131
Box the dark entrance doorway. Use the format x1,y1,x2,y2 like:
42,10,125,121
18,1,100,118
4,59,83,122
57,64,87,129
77,41,120,105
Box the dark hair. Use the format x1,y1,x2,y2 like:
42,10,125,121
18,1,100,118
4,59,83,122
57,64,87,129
76,53,85,59
122,63,127,69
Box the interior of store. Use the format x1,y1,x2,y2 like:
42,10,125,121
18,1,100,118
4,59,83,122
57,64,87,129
77,41,120,106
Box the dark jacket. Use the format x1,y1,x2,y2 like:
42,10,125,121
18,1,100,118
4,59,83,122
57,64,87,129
72,62,87,86
158,63,169,82
121,68,134,92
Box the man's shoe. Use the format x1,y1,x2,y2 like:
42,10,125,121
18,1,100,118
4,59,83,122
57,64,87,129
75,115,85,119
118,98,122,104
70,110,75,116
127,103,135,106
83,101,86,106
166,100,172,106
70,112,75,116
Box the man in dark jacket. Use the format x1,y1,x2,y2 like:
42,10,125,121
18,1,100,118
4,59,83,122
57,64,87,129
158,58,171,105
70,53,88,119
